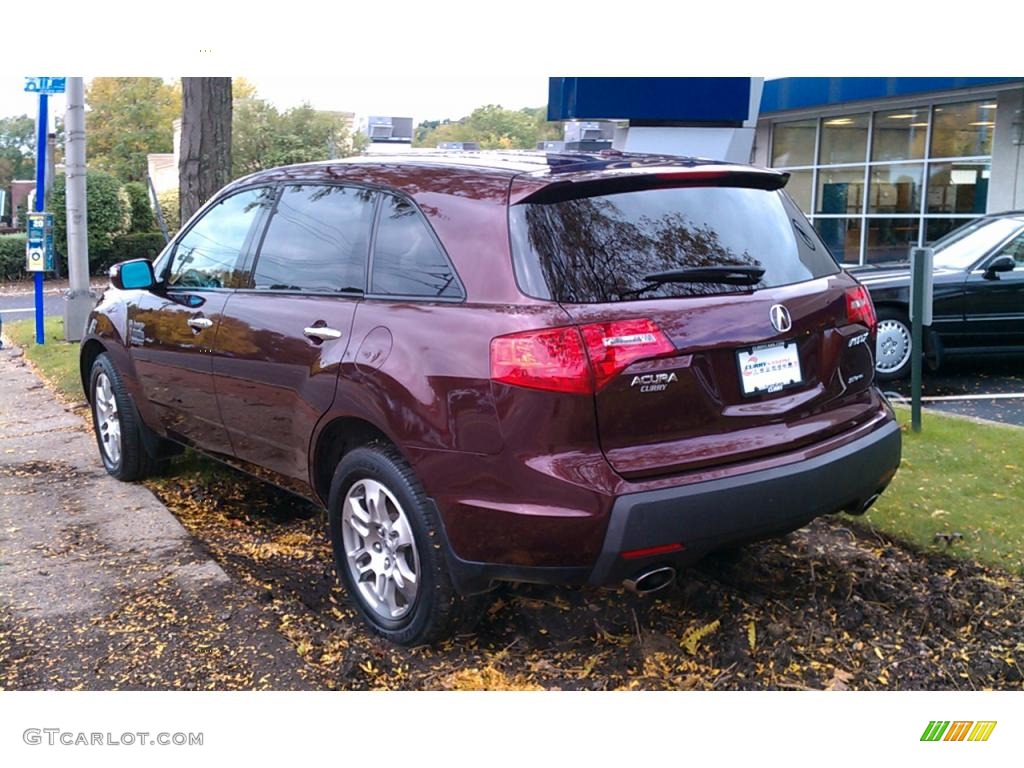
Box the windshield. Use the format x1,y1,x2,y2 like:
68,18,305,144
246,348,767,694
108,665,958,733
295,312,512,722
509,186,840,303
933,217,1024,270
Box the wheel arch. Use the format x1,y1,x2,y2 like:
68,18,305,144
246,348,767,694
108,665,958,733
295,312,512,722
80,338,108,402
310,415,403,506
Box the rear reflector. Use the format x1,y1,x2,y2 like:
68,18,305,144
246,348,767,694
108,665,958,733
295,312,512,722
621,542,685,560
490,318,675,395
845,285,877,334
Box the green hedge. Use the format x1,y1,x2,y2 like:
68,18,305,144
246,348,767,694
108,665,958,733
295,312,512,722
103,232,167,272
0,234,27,281
50,170,127,274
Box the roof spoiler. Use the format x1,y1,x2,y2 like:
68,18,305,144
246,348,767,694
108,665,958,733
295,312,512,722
513,168,790,205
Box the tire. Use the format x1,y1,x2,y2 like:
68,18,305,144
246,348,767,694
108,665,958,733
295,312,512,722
874,308,913,382
327,443,486,645
89,353,159,481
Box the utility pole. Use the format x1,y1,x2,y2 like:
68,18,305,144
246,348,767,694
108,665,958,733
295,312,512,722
63,77,92,342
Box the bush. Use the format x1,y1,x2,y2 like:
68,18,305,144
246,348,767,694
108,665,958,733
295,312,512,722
97,232,168,273
156,188,180,234
0,234,27,281
124,181,156,233
50,170,127,273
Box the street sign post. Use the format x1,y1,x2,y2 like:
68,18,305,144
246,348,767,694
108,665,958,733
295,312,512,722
25,77,63,345
24,77,66,95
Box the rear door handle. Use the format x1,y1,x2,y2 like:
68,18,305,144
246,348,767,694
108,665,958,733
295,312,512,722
187,317,213,331
303,326,343,341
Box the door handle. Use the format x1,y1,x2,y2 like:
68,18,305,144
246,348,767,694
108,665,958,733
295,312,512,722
187,317,213,331
303,326,343,341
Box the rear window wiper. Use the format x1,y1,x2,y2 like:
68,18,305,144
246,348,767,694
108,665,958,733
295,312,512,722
642,266,766,286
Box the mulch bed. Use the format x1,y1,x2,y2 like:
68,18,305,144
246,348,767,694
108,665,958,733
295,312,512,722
144,461,1024,690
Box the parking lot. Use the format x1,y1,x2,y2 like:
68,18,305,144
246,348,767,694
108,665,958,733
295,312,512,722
884,354,1024,427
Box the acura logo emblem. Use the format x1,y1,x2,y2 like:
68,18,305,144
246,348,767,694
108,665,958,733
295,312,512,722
769,304,792,333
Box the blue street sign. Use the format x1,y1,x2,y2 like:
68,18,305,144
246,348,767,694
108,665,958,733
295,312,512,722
24,77,66,95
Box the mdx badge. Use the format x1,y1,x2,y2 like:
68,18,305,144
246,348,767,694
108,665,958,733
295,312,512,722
769,304,792,333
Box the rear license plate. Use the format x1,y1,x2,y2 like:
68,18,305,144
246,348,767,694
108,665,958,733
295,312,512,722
737,341,802,396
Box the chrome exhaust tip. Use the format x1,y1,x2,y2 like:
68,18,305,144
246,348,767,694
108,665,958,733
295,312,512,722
624,566,676,595
848,493,880,516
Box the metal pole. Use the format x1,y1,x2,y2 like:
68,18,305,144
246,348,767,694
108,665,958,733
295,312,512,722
33,94,48,346
909,248,933,433
64,77,91,342
147,174,170,244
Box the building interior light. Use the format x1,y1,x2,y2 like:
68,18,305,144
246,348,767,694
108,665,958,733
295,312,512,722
886,113,916,119
909,122,929,127
969,121,995,126
824,118,854,126
980,103,998,109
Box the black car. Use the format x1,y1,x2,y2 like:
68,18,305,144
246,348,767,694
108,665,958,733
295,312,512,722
848,212,1024,381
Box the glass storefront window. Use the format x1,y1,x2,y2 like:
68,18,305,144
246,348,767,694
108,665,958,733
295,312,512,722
872,107,928,161
869,163,923,214
930,100,997,158
865,218,919,263
817,168,864,214
818,113,868,165
771,119,816,167
927,162,990,214
814,218,862,264
783,170,813,212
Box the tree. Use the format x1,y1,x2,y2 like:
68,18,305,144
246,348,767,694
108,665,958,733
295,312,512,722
85,78,181,182
50,170,127,270
413,105,560,149
124,181,156,233
232,95,367,178
179,78,232,224
0,115,36,220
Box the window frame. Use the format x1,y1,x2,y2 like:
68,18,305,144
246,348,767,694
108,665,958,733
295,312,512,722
155,184,276,292
366,190,466,303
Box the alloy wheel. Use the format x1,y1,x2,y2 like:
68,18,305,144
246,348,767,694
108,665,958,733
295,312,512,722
875,318,911,374
93,371,122,466
341,478,420,621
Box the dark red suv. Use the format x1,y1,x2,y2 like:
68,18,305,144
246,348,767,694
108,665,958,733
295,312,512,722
81,151,901,644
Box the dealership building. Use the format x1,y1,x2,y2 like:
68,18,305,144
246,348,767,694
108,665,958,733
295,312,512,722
752,77,1024,265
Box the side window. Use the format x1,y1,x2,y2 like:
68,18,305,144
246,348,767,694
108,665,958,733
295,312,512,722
994,231,1024,269
371,195,462,299
253,185,376,292
168,188,272,288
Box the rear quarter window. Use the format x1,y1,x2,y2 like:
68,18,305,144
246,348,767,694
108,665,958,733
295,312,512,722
509,186,839,303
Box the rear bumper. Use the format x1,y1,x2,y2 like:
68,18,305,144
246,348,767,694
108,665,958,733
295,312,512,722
586,416,901,585
439,415,901,594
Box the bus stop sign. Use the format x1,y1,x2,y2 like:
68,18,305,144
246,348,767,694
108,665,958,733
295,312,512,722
24,77,66,95
25,212,55,272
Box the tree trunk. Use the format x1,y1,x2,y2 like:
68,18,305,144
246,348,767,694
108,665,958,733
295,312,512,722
179,77,232,224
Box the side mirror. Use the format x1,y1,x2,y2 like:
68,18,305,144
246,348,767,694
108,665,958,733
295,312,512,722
110,259,156,290
984,255,1016,280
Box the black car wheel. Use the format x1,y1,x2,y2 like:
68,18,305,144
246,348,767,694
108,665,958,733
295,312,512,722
874,309,913,381
89,353,160,481
327,442,486,645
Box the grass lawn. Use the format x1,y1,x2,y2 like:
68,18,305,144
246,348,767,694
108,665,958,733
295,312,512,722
4,316,83,401
852,406,1023,574
3,318,1022,574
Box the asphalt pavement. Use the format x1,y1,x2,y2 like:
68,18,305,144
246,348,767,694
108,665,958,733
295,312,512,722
883,353,1024,427
0,278,104,321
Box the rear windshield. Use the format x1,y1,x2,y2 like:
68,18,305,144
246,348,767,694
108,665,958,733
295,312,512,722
509,186,839,303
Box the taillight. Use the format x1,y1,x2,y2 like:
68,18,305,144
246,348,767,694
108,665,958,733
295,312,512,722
490,319,675,394
490,326,592,394
845,285,877,334
579,318,676,391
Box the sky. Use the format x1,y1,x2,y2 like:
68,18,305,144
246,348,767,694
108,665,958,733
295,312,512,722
0,75,551,125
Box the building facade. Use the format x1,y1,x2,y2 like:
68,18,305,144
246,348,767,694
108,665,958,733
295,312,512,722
753,78,1024,265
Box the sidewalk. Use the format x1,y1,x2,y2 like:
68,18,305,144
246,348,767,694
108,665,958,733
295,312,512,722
0,347,315,689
